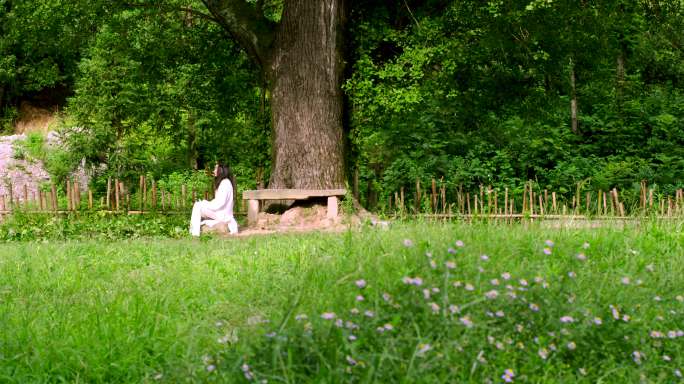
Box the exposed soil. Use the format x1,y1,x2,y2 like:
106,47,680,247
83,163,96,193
14,102,58,135
203,204,387,237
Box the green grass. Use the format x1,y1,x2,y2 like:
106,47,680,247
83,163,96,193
1,221,683,383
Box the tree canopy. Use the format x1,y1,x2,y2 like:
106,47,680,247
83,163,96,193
1,0,682,206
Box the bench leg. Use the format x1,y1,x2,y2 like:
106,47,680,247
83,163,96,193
327,196,338,219
248,199,259,226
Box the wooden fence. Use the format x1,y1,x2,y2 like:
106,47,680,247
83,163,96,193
2,176,683,220
0,176,248,216
376,179,684,219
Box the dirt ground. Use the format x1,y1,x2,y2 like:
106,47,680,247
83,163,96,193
203,204,386,237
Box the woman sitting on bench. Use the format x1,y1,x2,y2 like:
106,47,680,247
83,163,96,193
189,162,238,236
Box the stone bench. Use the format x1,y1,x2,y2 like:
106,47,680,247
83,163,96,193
243,189,346,226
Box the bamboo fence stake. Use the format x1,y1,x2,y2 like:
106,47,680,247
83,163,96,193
23,184,28,209
400,187,405,212
440,182,446,214
640,181,646,209
466,192,471,215
668,196,672,216
7,182,13,211
143,175,148,211
458,184,464,214
544,189,548,208
504,188,509,217
394,192,399,213
88,190,93,210
181,185,187,208
39,191,44,211
161,190,166,211
538,195,544,215
479,185,484,213
522,183,528,213
66,180,72,211
415,178,421,213
0,195,5,211
74,181,80,211
139,175,144,211
431,179,437,213
474,195,479,215
152,180,157,210
585,192,590,213
115,179,120,212
494,190,498,215
529,182,534,215
602,191,607,217
486,186,492,214
552,192,557,213
106,178,111,210
51,184,57,212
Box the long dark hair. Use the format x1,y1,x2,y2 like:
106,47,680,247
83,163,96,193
214,162,236,193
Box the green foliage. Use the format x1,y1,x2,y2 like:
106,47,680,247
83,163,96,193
0,212,188,241
1,0,683,210
346,0,684,208
65,2,269,190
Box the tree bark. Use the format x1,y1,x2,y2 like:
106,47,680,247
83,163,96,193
570,58,578,134
266,0,346,189
202,0,347,190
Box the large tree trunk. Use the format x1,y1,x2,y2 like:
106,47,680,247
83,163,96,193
266,0,346,189
201,0,347,190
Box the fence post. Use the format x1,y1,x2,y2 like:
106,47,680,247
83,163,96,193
152,180,157,210
50,184,57,213
114,179,120,212
74,180,80,211
415,178,421,213
106,178,112,210
139,175,145,212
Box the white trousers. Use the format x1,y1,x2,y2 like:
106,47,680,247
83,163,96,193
189,201,238,236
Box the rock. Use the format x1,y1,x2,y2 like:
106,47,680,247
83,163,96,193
202,222,229,235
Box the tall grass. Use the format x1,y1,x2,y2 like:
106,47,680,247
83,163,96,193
1,221,683,382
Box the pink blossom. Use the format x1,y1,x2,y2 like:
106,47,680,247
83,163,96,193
321,312,336,320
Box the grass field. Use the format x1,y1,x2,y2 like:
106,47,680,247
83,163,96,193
1,221,683,383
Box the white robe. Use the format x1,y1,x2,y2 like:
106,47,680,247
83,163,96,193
189,179,238,236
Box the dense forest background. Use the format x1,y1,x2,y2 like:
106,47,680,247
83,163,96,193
1,0,682,209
